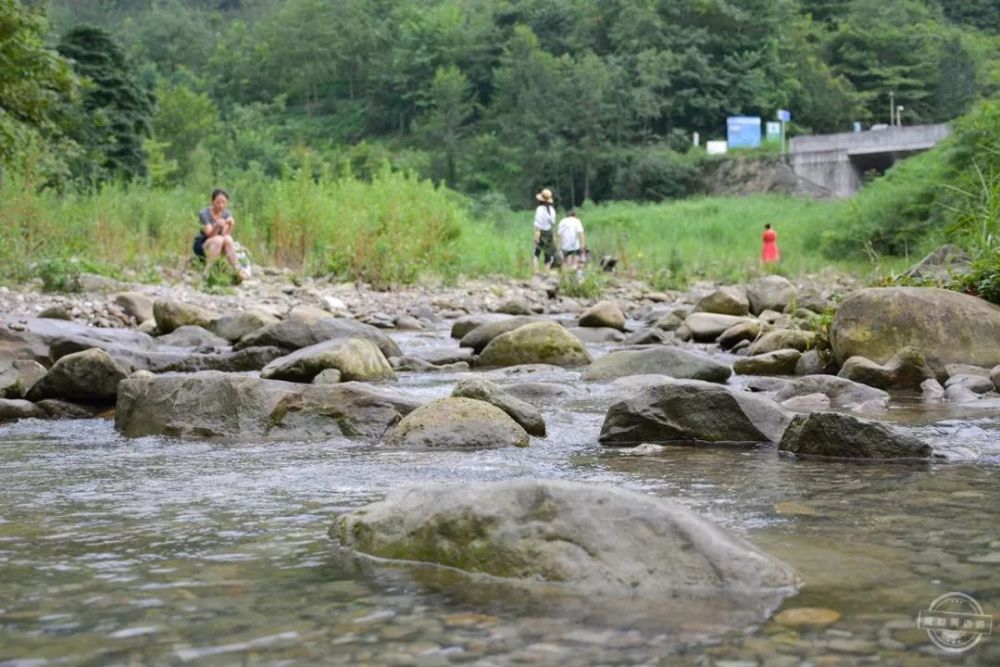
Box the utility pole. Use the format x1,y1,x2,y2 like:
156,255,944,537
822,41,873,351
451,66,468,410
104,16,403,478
889,91,895,127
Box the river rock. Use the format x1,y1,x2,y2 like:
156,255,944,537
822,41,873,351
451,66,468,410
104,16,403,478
654,311,686,332
152,299,219,334
921,378,946,400
838,347,935,391
944,373,994,394
778,412,932,460
115,373,419,439
312,368,343,384
622,328,670,346
113,292,155,323
503,382,575,405
747,276,798,316
582,347,731,384
39,305,72,320
829,287,1000,368
210,309,280,342
37,399,98,419
733,350,801,376
410,347,474,366
235,317,401,358
779,393,831,412
795,350,828,376
450,314,514,339
992,364,1000,393
599,379,791,446
335,479,798,600
944,383,980,402
385,397,529,449
0,398,46,421
772,375,889,409
156,325,229,349
261,337,394,383
452,377,546,436
905,244,971,280
459,316,545,353
476,322,591,368
26,348,128,405
567,326,626,343
496,298,533,316
718,320,771,350
0,359,47,398
683,313,755,343
695,286,750,316
0,317,156,365
747,329,817,355
578,301,626,331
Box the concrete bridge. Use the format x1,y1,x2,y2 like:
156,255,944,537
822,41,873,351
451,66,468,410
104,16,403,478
788,124,951,198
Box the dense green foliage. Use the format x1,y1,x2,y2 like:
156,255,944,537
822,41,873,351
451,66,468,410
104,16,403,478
57,26,155,185
0,0,997,291
4,0,987,205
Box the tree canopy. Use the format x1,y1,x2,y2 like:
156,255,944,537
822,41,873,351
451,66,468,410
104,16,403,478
4,0,993,202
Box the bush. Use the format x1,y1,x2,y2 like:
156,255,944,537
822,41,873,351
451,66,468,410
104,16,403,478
610,148,705,202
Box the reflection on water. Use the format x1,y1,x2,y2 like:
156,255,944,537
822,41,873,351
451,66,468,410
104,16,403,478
3,341,1000,664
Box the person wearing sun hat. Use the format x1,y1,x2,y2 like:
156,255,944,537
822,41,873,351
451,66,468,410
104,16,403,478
532,188,557,272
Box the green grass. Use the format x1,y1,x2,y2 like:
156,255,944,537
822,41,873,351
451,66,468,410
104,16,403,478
0,170,908,290
483,195,910,288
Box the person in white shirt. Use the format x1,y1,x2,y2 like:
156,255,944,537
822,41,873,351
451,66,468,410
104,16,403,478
557,209,586,272
532,188,557,272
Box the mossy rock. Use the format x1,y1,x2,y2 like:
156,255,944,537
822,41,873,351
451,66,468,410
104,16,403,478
476,322,591,368
385,397,529,449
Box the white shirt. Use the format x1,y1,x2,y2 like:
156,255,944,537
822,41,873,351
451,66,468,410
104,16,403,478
558,216,584,251
534,204,555,232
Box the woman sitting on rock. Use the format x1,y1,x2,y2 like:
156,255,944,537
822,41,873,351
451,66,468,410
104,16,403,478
193,188,248,281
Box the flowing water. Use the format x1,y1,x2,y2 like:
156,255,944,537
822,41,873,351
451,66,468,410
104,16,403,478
2,329,1000,666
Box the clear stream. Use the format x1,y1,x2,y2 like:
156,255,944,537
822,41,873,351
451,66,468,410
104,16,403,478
2,329,1000,666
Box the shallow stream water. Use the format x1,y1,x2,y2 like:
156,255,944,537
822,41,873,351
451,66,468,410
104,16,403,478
2,328,1000,666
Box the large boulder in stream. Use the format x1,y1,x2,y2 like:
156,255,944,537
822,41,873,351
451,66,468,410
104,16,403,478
0,359,47,398
476,322,591,368
450,313,514,340
335,479,798,600
115,372,420,439
583,347,731,383
152,299,219,334
452,377,546,436
599,379,791,446
683,313,755,343
772,375,889,409
210,309,280,342
779,412,933,460
235,316,401,358
746,275,798,316
459,316,545,353
578,301,626,331
694,286,750,316
385,397,529,449
838,346,936,391
261,337,394,383
830,287,1000,369
27,348,128,405
0,316,155,365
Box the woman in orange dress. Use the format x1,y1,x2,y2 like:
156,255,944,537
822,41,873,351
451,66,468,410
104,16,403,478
761,224,780,264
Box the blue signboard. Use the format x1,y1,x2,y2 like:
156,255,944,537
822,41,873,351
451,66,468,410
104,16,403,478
777,109,791,122
727,116,762,148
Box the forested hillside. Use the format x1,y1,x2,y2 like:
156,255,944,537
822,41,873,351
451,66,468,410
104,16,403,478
4,0,998,206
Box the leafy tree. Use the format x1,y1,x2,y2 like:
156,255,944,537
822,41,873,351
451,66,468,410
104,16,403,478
0,0,78,184
151,72,220,182
58,25,155,184
413,65,478,186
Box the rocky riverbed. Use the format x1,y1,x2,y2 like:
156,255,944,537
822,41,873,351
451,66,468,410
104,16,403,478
2,265,1000,665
